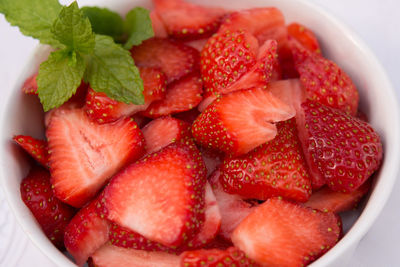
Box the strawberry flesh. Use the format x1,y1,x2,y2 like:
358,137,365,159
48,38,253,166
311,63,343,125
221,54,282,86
150,11,168,38
21,73,38,95
13,135,49,167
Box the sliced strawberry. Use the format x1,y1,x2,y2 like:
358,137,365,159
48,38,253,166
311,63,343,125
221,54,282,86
47,108,145,207
192,87,295,156
287,22,321,53
132,114,152,128
203,236,233,250
200,146,223,176
153,0,227,40
64,197,110,266
173,108,201,124
103,140,207,247
296,100,382,192
289,37,359,115
13,135,49,167
142,116,191,154
185,38,208,52
21,73,38,95
131,38,199,84
84,67,166,124
142,73,203,118
20,167,76,249
232,197,341,266
150,11,168,38
268,79,306,113
277,43,299,79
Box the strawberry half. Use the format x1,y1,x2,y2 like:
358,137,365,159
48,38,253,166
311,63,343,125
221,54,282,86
131,38,199,84
153,0,227,40
232,197,342,266
192,87,295,156
21,73,38,95
20,167,76,249
296,100,383,192
13,135,49,167
103,139,207,247
220,118,312,202
47,108,145,207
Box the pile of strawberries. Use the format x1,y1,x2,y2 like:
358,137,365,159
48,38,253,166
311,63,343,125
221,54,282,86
16,0,383,266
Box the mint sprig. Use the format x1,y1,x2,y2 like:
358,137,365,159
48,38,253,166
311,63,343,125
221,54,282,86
81,7,124,41
124,7,154,49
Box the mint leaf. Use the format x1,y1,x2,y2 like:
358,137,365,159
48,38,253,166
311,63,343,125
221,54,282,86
51,2,95,54
37,49,85,112
85,35,144,104
124,7,154,49
0,0,62,46
81,6,124,41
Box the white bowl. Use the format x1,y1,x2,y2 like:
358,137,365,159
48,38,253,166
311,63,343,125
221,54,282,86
1,0,399,266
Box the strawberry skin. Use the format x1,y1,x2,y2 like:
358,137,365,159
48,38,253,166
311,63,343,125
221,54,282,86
287,22,321,53
47,108,145,207
21,73,38,94
296,100,383,192
13,135,49,167
232,197,342,267
20,167,76,249
220,118,312,202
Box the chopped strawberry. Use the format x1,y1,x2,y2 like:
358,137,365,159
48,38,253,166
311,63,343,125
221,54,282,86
21,73,38,95
103,140,207,247
184,38,208,52
220,118,312,202
132,114,152,128
289,37,359,115
277,43,299,79
13,135,49,167
20,167,76,249
231,197,341,266
47,108,145,207
199,146,223,176
296,100,383,192
173,108,201,124
268,79,306,113
203,236,233,250
84,67,166,124
192,87,295,156
142,116,191,154
153,0,227,40
287,22,321,53
64,197,110,266
150,11,168,38
131,38,199,84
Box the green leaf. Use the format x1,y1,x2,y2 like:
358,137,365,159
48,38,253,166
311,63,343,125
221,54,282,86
124,7,154,49
85,35,144,104
0,0,62,46
81,6,124,40
37,49,85,112
51,1,95,54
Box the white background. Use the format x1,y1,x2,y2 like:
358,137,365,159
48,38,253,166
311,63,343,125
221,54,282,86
1,0,399,266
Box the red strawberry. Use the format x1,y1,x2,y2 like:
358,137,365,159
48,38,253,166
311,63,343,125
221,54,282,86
153,0,227,40
142,73,203,118
200,147,223,176
232,197,341,266
13,135,49,167
287,22,321,53
173,108,201,124
268,79,306,113
131,38,199,84
103,140,207,247
64,197,110,266
84,67,166,124
192,87,295,156
220,118,312,202
185,38,209,52
289,37,359,115
150,11,168,38
47,108,145,207
21,73,38,94
296,100,383,192
20,167,76,249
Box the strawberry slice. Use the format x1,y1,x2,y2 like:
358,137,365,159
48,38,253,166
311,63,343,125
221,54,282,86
287,22,321,53
141,73,203,118
192,87,295,156
220,118,312,202
296,100,382,192
289,37,359,115
20,167,76,249
103,140,207,247
184,38,208,52
150,11,168,38
21,73,38,95
64,197,110,266
199,147,223,176
173,108,201,124
13,135,49,167
231,197,342,266
131,38,199,84
84,67,166,124
268,79,306,113
153,0,226,40
47,108,145,207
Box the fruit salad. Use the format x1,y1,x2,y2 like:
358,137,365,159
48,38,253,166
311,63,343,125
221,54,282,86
3,0,383,266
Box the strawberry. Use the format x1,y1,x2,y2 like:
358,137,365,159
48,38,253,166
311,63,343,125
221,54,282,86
268,79,306,113
289,37,359,115
199,146,223,176
20,167,76,249
103,139,207,247
131,38,199,84
203,236,233,250
13,135,49,167
64,197,110,266
220,118,312,202
141,72,203,118
84,67,166,124
21,73,38,95
185,38,209,52
296,100,383,192
150,11,168,38
192,87,295,156
173,108,201,124
287,22,321,53
153,0,227,40
47,108,145,207
231,197,342,266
